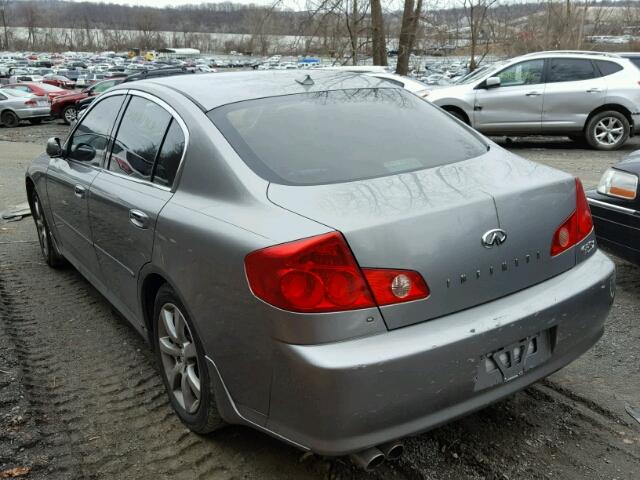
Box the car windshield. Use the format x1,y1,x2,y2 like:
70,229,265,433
209,88,487,186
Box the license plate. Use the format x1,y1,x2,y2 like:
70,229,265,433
474,329,553,391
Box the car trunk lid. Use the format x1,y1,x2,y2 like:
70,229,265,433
268,147,577,329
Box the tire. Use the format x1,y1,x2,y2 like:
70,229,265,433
62,105,77,125
1,110,20,128
153,284,224,434
29,118,43,125
30,190,67,268
585,111,629,151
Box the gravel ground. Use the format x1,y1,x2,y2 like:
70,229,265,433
0,123,639,479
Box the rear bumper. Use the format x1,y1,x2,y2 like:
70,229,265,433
266,250,615,455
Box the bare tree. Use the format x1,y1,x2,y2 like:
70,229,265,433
396,0,423,75
0,0,9,50
370,0,387,65
463,0,497,71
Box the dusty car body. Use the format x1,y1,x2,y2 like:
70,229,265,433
25,71,615,463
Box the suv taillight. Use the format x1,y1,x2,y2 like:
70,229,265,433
245,232,429,313
550,179,593,256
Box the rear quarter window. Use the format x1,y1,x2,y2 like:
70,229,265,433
595,60,623,77
209,88,487,186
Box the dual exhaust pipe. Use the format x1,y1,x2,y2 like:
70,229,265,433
349,440,404,470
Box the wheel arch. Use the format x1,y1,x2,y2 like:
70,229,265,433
584,104,633,132
440,105,471,125
140,271,169,343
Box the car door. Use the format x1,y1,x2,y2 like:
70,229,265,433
474,59,545,134
89,92,187,322
542,58,607,132
46,93,126,280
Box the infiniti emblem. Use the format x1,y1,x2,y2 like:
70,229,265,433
482,228,507,248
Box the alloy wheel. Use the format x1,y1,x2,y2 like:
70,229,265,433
594,117,624,146
32,195,49,258
64,107,77,123
157,303,201,414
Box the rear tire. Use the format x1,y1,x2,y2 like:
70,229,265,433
30,190,67,268
62,105,77,125
1,110,20,128
153,284,225,434
585,111,629,151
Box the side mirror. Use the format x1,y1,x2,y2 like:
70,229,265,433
485,76,500,88
70,143,96,162
46,137,62,158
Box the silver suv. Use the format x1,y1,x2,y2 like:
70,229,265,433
427,51,640,150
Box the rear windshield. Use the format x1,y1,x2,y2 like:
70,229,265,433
209,88,486,185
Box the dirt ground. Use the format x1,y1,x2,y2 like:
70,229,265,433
0,121,639,479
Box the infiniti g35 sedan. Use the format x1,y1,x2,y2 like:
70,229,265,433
26,71,615,466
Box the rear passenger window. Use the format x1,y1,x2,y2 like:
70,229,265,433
595,61,623,77
548,59,596,82
153,120,185,188
109,96,171,181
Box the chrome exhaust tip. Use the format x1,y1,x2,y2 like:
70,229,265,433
378,440,404,461
349,446,385,470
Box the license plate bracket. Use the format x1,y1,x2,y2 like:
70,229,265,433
475,329,553,391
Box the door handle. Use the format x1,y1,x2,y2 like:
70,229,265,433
129,209,149,229
586,88,602,93
525,91,541,96
74,184,86,198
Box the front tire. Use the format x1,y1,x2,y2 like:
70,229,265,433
62,105,77,125
1,110,20,128
585,111,629,151
30,191,66,268
153,284,224,434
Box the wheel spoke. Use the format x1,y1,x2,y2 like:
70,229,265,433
186,364,201,399
166,363,181,390
161,307,179,344
181,369,194,411
174,310,187,343
182,342,197,362
595,131,607,139
159,336,181,359
607,133,615,144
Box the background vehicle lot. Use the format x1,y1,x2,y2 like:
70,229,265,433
1,123,639,479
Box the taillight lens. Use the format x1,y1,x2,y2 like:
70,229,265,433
363,269,430,305
550,178,593,256
24,99,37,106
245,232,429,313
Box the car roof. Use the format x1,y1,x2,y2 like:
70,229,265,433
123,70,397,111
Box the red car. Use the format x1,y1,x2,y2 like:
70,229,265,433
50,77,124,124
4,82,67,102
42,74,75,89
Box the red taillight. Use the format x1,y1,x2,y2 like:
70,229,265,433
245,232,429,313
550,178,593,256
24,99,37,106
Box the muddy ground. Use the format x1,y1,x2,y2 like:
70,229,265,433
0,121,639,479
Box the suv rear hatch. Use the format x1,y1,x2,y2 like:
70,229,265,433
268,149,577,329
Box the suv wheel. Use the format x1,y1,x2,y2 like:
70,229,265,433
586,111,629,151
1,110,20,128
153,284,225,434
62,105,77,125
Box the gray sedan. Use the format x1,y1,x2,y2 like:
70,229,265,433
25,71,615,468
0,88,51,126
